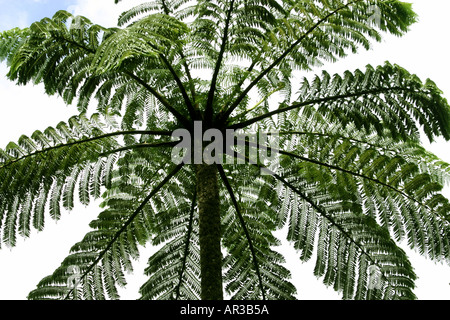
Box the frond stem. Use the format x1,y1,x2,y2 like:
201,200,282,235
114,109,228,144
157,53,197,120
228,86,404,130
99,140,180,157
216,164,266,300
229,84,285,121
175,189,197,300
160,0,172,15
220,52,262,114
278,131,402,153
159,0,197,106
205,0,236,125
219,0,363,124
123,71,192,129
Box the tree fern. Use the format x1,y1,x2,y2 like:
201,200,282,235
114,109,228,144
1,0,449,301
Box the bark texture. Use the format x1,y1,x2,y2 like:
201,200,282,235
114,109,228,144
196,164,223,300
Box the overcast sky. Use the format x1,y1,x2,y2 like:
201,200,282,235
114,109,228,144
0,0,449,300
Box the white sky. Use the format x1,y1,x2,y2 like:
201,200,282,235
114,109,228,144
0,0,449,300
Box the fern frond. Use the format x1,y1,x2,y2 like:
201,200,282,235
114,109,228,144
28,161,184,300
2,0,449,301
219,0,418,122
273,168,417,300
232,63,450,144
220,164,297,300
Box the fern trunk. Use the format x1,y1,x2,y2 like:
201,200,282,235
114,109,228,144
196,164,223,300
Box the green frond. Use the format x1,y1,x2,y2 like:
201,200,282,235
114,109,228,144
118,2,166,26
140,205,201,300
233,62,450,143
220,165,297,300
0,27,30,65
0,114,119,248
272,120,450,263
28,156,184,300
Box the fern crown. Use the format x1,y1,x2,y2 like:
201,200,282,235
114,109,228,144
0,0,449,300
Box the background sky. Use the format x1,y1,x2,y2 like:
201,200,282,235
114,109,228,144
0,0,449,300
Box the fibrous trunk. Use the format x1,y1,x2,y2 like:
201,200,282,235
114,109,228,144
195,164,223,300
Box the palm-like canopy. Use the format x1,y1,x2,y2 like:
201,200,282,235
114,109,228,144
1,0,449,300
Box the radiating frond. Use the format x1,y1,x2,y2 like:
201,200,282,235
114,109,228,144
231,63,450,144
220,165,297,300
271,167,418,300
28,150,184,300
0,114,119,248
140,183,200,300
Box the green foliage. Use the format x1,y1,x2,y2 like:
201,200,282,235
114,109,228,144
1,0,449,301
0,113,119,247
293,63,450,142
220,166,297,300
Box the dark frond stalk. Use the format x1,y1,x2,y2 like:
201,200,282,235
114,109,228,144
53,34,96,54
0,130,172,170
175,189,197,300
217,164,266,300
181,54,197,107
99,140,179,157
230,85,285,121
123,71,192,129
176,49,197,109
64,163,184,300
220,52,262,113
228,86,403,130
205,0,236,126
195,164,223,300
219,0,363,124
134,26,195,118
157,53,197,120
278,131,400,153
160,0,172,15
158,0,197,108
